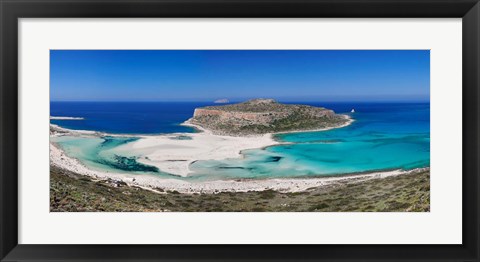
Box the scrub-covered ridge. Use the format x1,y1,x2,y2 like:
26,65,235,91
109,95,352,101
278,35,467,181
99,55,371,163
186,99,350,136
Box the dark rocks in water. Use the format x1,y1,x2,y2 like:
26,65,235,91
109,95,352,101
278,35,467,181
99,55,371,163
216,166,256,171
100,136,139,148
95,155,159,173
266,156,282,162
170,135,193,140
306,139,344,144
217,166,245,170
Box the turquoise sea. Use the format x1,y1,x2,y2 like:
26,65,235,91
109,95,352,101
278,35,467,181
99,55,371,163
51,102,430,181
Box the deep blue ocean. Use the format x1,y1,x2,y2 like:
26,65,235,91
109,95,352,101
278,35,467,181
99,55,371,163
50,102,210,134
51,101,430,180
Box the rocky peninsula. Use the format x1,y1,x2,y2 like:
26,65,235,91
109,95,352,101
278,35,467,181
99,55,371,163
185,99,350,136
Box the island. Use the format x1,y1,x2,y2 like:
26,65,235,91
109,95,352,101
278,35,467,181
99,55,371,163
214,98,229,104
186,98,350,136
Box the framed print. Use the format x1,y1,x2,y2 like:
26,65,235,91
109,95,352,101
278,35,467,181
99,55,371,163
1,0,479,261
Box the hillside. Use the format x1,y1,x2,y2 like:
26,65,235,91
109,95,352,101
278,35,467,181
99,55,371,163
50,165,430,212
186,99,350,136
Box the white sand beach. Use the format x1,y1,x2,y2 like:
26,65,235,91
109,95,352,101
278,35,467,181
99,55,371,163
51,121,281,177
50,116,354,179
114,131,280,177
50,142,420,194
48,115,425,194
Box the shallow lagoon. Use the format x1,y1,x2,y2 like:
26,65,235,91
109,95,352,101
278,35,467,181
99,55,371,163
51,102,430,180
189,103,429,180
52,136,162,174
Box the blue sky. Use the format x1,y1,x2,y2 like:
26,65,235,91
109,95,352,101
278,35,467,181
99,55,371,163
50,50,429,102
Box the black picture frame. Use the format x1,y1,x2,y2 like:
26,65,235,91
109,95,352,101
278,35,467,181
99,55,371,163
1,0,479,261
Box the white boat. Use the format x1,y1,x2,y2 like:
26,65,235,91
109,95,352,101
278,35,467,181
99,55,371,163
351,109,355,113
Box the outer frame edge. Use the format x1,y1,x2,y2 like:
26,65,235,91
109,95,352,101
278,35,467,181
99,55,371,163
1,0,479,261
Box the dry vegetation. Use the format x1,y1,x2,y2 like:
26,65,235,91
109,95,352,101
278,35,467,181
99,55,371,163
188,99,349,136
51,166,429,212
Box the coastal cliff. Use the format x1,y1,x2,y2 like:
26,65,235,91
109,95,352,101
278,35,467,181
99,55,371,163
186,99,350,136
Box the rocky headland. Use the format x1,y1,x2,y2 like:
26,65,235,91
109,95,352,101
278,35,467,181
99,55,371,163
185,98,350,136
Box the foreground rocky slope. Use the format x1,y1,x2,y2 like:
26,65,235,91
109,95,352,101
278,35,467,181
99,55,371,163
50,165,429,212
186,99,350,136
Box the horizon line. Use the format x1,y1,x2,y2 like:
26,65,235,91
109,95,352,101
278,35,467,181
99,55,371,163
50,100,430,103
